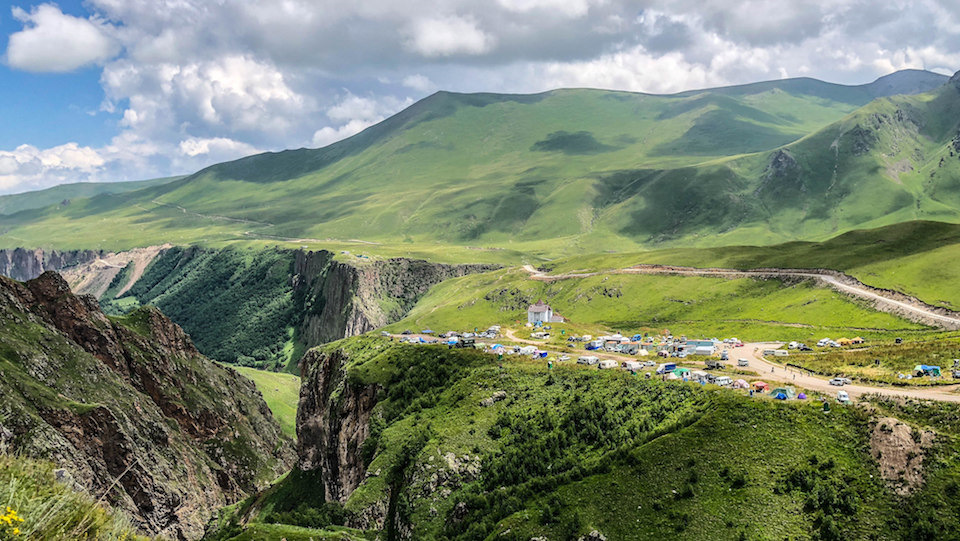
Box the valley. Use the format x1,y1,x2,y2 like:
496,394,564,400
4,68,960,541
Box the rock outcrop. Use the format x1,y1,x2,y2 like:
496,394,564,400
0,248,103,282
293,251,498,347
0,272,294,539
296,347,379,504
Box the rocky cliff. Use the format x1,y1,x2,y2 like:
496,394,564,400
0,246,498,370
293,251,498,348
0,272,295,540
0,248,103,282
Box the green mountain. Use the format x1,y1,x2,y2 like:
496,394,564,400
0,70,952,254
210,335,960,540
0,176,183,215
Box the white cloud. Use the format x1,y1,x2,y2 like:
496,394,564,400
0,143,106,192
406,15,495,57
6,4,118,72
402,74,436,92
312,119,376,148
178,137,259,158
497,0,598,18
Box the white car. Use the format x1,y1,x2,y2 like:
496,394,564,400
837,390,851,404
829,378,845,386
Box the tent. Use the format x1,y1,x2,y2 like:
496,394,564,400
421,329,434,334
667,372,680,380
673,367,691,377
732,379,749,390
914,365,942,377
851,337,865,344
837,337,852,346
752,381,770,392
774,392,788,400
770,387,796,399
637,349,650,356
797,392,807,399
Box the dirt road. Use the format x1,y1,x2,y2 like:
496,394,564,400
733,342,960,403
522,264,960,330
499,329,960,403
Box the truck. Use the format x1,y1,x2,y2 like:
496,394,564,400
456,337,476,348
705,359,724,370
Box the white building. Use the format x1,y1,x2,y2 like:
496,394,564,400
527,300,553,324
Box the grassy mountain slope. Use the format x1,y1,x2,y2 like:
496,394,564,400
219,336,960,540
0,71,950,253
545,220,960,311
390,266,928,342
0,176,183,215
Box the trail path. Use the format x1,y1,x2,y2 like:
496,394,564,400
522,264,960,330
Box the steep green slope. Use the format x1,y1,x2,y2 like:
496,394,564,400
0,176,183,215
0,272,294,538
0,71,950,253
217,336,960,540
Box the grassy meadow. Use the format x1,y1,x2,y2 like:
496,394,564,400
232,366,301,439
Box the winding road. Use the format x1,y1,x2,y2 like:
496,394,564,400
522,264,960,330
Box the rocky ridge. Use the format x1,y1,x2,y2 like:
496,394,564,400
0,272,294,539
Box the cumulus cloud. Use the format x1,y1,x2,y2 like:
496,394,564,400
0,143,106,192
406,15,495,57
6,4,118,72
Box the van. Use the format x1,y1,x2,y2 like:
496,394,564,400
774,350,789,357
720,350,729,361
715,376,732,386
836,390,851,404
737,358,749,367
656,362,677,374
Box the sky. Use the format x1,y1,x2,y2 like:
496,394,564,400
0,0,959,195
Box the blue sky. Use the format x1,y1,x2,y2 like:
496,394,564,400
0,0,116,148
0,0,959,195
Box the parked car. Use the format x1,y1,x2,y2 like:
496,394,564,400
837,390,851,404
381,331,391,336
558,355,570,362
799,344,813,351
829,378,845,386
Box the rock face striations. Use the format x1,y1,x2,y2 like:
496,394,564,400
0,272,294,540
293,250,498,347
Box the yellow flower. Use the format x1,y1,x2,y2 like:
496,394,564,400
12,527,20,535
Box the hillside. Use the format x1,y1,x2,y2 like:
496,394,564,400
0,271,294,539
0,70,952,254
0,176,183,215
210,336,960,540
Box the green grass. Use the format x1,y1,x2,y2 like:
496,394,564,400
0,176,183,215
232,366,301,439
247,335,960,540
390,266,929,343
1,74,953,254
0,452,148,540
784,335,960,385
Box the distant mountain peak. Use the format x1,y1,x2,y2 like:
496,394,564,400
950,69,960,89
865,69,949,97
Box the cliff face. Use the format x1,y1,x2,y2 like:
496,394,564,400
294,251,498,347
0,248,103,282
0,246,498,370
296,347,379,503
0,272,295,540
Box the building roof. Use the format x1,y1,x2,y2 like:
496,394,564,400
528,300,551,312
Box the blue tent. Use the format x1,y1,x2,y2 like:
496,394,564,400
447,339,458,345
421,329,434,334
774,392,788,400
